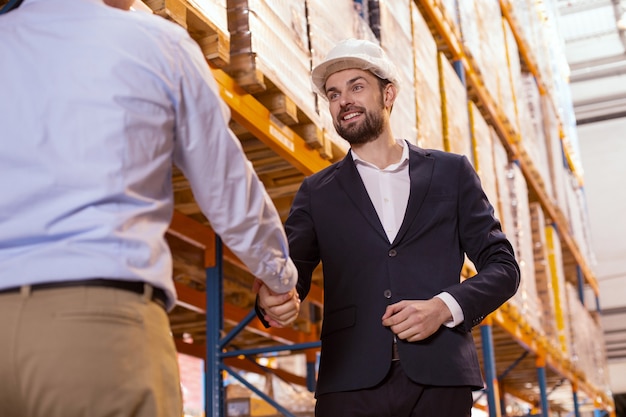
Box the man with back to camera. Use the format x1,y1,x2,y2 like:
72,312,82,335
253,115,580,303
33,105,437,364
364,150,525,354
256,38,520,416
0,1,300,416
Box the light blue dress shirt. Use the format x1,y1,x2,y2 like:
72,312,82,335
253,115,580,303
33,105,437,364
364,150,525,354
0,0,297,309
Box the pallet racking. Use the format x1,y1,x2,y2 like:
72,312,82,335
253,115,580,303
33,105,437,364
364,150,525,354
143,0,615,415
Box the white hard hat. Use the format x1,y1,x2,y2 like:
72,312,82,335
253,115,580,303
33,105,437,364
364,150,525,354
311,38,400,98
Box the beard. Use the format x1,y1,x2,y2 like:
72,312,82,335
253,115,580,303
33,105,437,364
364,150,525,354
334,106,385,145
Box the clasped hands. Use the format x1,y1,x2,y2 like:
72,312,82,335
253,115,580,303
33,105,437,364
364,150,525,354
253,280,452,337
381,297,452,342
253,278,301,328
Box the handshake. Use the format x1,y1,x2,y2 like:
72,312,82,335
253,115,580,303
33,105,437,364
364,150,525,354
253,278,301,328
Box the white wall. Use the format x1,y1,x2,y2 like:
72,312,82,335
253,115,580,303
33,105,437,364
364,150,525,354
577,117,626,394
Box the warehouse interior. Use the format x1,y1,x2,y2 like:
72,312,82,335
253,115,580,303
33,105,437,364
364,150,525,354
556,0,626,409
150,0,624,415
2,0,625,415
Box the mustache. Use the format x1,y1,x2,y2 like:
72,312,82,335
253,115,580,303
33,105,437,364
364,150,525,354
337,106,366,123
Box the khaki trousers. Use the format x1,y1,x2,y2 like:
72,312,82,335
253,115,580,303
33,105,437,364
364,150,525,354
0,284,183,417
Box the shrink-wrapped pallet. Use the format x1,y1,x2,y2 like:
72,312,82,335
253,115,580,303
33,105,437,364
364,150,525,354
530,202,559,344
565,283,610,391
492,135,516,251
439,0,460,29
188,0,228,34
226,0,315,123
307,0,377,153
493,140,542,333
541,95,570,219
145,0,230,67
379,0,417,144
564,172,595,268
518,73,553,199
506,164,542,332
500,16,521,137
469,101,500,222
457,0,509,121
545,224,573,357
438,53,472,163
411,2,444,151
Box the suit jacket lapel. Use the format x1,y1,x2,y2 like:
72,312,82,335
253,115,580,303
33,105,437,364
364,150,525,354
335,151,388,241
392,144,434,245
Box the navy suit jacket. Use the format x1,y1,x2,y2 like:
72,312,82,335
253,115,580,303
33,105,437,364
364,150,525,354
284,142,520,396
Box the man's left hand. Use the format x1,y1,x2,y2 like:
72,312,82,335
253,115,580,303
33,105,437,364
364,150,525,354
381,298,452,342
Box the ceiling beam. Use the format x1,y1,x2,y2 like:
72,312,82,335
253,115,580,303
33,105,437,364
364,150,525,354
576,109,626,125
569,52,626,72
569,60,626,82
558,0,613,16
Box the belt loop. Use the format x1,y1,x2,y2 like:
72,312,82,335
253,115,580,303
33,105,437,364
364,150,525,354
142,283,153,304
20,285,32,298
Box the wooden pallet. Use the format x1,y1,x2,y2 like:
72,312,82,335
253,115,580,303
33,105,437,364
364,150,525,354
144,0,230,68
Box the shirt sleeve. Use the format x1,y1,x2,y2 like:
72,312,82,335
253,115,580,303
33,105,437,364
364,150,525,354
171,35,297,293
435,292,465,327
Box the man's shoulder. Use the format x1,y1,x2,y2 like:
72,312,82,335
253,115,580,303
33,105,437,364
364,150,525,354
305,156,348,185
408,143,468,166
125,9,191,43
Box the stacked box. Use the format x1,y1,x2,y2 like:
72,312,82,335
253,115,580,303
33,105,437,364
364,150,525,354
565,283,611,391
544,224,573,357
457,0,509,121
500,16,522,136
492,135,516,251
564,171,595,267
307,0,377,150
438,53,472,164
145,0,230,66
509,164,542,332
541,95,570,218
518,73,554,199
469,101,500,222
411,2,444,151
379,0,418,144
493,139,542,331
227,0,316,122
530,202,559,345
439,0,460,29
188,0,228,35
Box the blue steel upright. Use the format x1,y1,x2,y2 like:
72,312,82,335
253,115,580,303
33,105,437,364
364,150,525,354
206,236,224,417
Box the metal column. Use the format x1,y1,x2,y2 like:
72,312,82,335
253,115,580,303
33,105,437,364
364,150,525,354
536,357,550,417
481,322,501,417
572,384,581,417
206,236,224,417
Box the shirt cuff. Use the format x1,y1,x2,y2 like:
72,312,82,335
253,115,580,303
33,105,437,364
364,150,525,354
264,257,298,294
435,292,464,328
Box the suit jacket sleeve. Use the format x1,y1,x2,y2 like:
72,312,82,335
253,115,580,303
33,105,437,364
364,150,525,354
444,156,520,332
255,178,320,327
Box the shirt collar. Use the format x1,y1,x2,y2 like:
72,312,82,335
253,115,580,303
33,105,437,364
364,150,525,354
352,139,410,171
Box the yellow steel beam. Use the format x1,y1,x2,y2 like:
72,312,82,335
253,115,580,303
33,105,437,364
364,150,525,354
211,68,331,177
413,0,598,297
491,302,614,411
499,0,584,186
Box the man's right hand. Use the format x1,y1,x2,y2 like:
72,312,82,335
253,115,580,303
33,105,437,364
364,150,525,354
253,279,301,328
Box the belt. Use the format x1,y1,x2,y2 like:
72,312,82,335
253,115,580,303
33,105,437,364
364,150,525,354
0,279,167,310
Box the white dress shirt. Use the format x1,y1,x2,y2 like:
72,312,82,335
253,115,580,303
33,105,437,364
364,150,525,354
352,140,464,326
0,0,297,309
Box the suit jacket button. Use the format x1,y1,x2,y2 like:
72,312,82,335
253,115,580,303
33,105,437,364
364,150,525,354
388,249,397,257
384,289,392,299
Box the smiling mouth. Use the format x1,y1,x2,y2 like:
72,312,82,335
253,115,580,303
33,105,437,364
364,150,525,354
341,111,362,122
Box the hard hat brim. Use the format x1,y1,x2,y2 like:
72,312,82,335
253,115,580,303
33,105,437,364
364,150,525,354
311,56,399,98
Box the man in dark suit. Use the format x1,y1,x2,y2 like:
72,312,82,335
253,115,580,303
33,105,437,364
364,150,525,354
256,38,520,417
